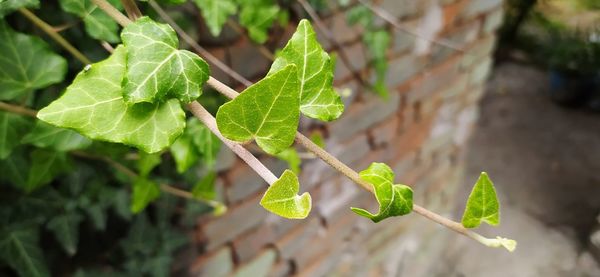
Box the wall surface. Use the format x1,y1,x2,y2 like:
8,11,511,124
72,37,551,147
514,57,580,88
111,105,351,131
179,0,504,276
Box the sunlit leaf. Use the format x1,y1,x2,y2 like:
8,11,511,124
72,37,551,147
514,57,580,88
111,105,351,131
193,0,237,37
0,21,67,100
58,0,122,43
0,226,49,277
216,64,299,155
269,19,344,121
351,162,413,222
131,178,160,213
137,151,161,177
46,212,83,256
21,121,91,152
461,172,500,228
260,170,311,219
121,17,210,104
0,111,32,159
38,46,186,153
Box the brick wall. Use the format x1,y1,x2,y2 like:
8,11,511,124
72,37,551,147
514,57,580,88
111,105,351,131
180,0,503,276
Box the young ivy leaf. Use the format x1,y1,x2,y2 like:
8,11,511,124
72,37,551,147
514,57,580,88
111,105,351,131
351,163,413,223
0,21,67,101
260,170,311,219
269,19,344,121
121,16,210,104
58,0,122,43
37,46,186,154
131,178,160,213
193,0,237,37
216,65,299,155
461,172,500,228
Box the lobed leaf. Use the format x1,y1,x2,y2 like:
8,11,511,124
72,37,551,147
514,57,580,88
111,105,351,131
37,46,186,153
0,227,49,277
216,64,299,155
121,17,210,104
351,163,413,223
193,0,237,37
0,21,67,101
269,19,344,121
260,170,311,219
238,0,280,44
21,121,92,152
0,111,32,159
461,172,500,228
58,0,122,43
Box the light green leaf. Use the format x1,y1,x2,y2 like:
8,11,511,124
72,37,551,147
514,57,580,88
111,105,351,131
46,212,83,256
37,46,186,153
21,121,91,151
191,171,217,200
275,147,301,174
170,119,220,173
310,132,325,148
26,149,70,192
170,132,199,173
269,19,344,121
216,64,299,155
260,170,311,219
0,21,67,101
0,227,49,277
0,0,39,17
461,172,500,228
238,0,280,43
351,163,413,223
121,17,210,104
0,111,32,159
193,0,237,37
137,151,161,177
58,0,122,43
131,178,160,213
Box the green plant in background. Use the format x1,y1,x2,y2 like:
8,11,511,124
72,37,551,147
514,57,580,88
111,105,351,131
0,0,515,276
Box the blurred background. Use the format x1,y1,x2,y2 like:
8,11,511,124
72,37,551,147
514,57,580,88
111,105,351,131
1,0,600,276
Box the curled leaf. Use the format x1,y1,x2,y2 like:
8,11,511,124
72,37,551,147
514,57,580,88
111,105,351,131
461,172,500,228
351,163,413,223
260,170,311,219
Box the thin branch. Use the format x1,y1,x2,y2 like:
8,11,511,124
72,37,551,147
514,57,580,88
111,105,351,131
120,0,142,20
148,0,252,87
91,0,132,26
356,0,466,54
0,102,37,118
18,9,92,65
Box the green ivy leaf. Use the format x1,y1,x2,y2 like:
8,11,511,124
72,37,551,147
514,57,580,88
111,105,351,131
137,151,161,177
26,149,70,192
275,147,301,174
0,227,49,277
21,121,92,152
0,148,28,188
461,172,500,228
121,17,210,104
345,5,373,28
238,0,280,43
46,212,83,256
131,178,160,213
58,0,122,43
216,64,299,155
170,119,220,173
260,170,311,219
0,0,39,18
351,163,413,223
191,171,216,200
0,21,67,101
364,30,391,98
0,111,32,159
269,19,344,121
37,46,186,153
193,0,237,37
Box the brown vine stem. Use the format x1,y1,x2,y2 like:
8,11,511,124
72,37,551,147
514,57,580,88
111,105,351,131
0,102,37,117
120,0,142,20
18,8,92,65
91,0,502,247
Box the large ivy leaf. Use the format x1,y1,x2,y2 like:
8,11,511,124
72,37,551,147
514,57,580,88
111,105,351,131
131,178,160,213
37,46,186,153
260,170,311,219
21,121,91,152
0,227,49,277
238,0,280,43
121,17,210,104
46,212,83,256
170,119,220,173
193,0,237,37
26,149,70,192
0,111,32,159
351,163,413,223
0,0,39,18
461,172,500,228
269,19,344,121
0,21,67,101
216,64,299,155
58,0,122,43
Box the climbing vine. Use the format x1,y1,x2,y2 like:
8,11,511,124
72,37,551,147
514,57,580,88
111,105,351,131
0,0,515,276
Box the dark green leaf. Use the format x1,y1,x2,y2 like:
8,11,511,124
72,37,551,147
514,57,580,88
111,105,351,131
0,148,28,188
0,111,32,159
131,178,160,213
21,121,91,151
46,212,83,256
26,149,70,192
191,171,216,200
0,226,49,277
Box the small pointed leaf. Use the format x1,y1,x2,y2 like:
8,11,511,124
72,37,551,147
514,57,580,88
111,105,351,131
238,1,280,44
37,46,186,153
191,171,216,200
260,170,311,219
0,227,49,277
121,17,210,104
216,65,299,155
461,172,500,228
58,0,122,43
131,178,160,213
269,19,344,121
193,0,237,37
46,212,83,256
351,163,413,223
26,149,70,192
